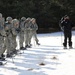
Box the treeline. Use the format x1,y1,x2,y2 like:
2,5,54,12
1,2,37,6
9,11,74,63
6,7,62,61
0,0,75,33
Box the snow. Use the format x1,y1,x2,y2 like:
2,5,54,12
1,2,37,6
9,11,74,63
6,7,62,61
0,31,75,75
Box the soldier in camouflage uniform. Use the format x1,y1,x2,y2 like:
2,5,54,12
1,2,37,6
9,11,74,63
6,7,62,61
24,18,31,49
4,17,13,57
11,19,19,54
0,13,6,61
19,17,26,50
29,18,40,46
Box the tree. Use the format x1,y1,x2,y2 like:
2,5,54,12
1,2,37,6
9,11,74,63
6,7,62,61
0,0,75,33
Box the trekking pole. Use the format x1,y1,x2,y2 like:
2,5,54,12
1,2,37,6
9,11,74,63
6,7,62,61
61,31,62,46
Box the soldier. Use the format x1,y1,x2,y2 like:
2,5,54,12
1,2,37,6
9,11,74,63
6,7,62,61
11,19,19,54
29,18,40,46
24,17,31,49
4,17,13,57
19,17,26,50
0,13,6,61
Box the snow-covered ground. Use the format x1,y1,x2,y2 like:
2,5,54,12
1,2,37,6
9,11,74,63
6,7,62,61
0,31,75,75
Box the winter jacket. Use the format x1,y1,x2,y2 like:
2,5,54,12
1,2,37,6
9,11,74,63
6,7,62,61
61,19,74,33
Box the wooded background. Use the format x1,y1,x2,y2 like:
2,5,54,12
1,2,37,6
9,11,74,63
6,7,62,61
0,0,75,33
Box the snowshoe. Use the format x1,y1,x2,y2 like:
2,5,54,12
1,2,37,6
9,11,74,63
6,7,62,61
69,46,73,49
25,45,31,48
0,61,7,65
63,47,67,49
20,47,26,50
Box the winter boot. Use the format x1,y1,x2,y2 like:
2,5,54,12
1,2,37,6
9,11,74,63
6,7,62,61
20,47,24,49
37,42,40,45
69,42,73,49
63,43,67,49
69,46,73,49
1,54,5,58
0,62,3,65
25,45,31,48
6,54,12,58
0,57,5,61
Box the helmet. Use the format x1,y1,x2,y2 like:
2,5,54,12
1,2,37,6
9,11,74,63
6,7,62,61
26,17,31,21
31,18,36,21
6,17,12,21
12,19,19,24
21,17,26,21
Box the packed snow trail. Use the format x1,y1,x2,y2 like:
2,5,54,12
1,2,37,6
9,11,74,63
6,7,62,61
0,31,75,75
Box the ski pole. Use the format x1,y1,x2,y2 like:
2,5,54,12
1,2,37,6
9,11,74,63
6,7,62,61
61,31,63,46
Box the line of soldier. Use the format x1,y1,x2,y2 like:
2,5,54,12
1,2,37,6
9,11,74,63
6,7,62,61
0,13,40,61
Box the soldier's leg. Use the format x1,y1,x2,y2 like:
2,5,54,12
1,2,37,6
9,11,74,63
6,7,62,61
0,37,6,60
33,31,40,45
28,30,33,46
6,35,13,57
24,31,30,48
11,36,18,54
68,33,72,48
63,33,67,48
19,32,25,49
1,37,6,57
0,46,5,61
